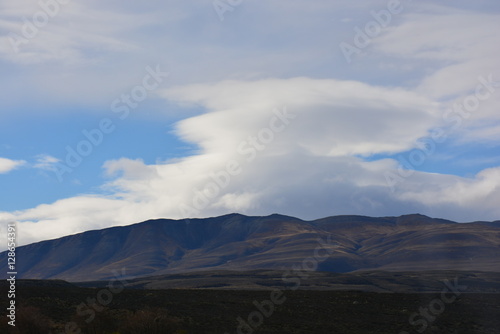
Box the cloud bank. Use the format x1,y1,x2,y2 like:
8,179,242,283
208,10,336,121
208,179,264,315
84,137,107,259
2,76,500,248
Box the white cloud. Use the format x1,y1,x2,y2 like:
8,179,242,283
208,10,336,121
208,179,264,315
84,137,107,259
0,157,25,174
0,0,410,111
372,10,500,144
385,12,499,100
0,0,160,65
165,78,441,157
33,154,60,171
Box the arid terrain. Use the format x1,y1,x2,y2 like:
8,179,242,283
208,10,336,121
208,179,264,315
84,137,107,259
1,278,500,334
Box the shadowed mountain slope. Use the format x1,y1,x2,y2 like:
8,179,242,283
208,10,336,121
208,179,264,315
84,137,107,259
1,213,499,281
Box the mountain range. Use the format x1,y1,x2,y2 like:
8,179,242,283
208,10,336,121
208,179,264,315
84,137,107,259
1,213,499,281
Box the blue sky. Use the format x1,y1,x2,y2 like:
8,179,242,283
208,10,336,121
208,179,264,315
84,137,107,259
1,0,500,248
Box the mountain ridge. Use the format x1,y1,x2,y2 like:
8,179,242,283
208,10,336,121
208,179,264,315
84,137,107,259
1,213,499,281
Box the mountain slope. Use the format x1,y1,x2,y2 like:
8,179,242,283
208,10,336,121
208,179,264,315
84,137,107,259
1,213,499,281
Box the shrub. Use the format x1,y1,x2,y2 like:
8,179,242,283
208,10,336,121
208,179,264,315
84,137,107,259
118,308,181,334
2,306,53,334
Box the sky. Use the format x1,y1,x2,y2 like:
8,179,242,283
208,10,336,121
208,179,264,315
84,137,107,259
1,0,500,249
